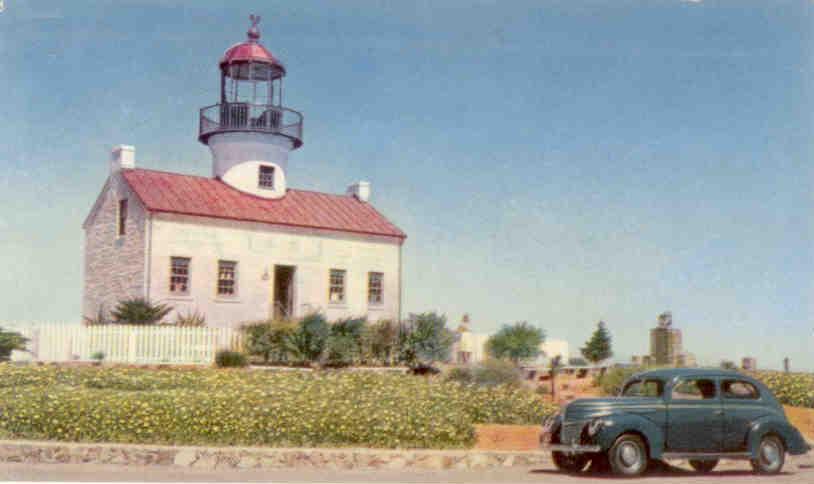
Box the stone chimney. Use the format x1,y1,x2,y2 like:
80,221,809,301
347,181,371,202
110,145,135,173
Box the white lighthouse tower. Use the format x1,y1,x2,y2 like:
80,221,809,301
198,15,303,199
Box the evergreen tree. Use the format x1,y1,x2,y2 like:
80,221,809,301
581,321,613,364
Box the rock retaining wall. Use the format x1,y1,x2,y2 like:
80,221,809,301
0,441,550,471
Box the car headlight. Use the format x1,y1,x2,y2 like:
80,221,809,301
586,418,603,437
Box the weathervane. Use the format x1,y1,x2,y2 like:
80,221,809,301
248,14,261,42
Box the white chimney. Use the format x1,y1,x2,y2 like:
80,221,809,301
347,181,371,202
110,145,135,173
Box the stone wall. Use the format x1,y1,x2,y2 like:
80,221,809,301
0,441,549,471
82,172,147,320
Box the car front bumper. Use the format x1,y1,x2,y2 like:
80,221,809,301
546,443,602,453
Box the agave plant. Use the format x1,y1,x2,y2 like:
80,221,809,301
174,310,206,327
111,298,173,325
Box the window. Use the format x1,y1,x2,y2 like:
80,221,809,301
622,379,664,397
217,260,237,297
368,272,383,305
329,269,346,304
169,257,190,295
722,380,759,400
117,199,128,236
258,165,275,189
672,378,717,400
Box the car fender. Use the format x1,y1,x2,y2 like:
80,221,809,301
596,413,665,459
747,415,811,456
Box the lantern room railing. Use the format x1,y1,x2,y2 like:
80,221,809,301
198,102,303,148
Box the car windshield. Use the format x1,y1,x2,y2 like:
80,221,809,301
621,379,664,397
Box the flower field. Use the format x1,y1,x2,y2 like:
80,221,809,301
0,364,556,449
753,371,814,408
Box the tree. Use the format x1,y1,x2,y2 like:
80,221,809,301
398,312,454,368
486,322,545,365
111,298,172,325
0,327,29,362
720,360,736,370
581,321,613,364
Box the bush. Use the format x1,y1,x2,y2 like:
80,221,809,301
445,367,474,385
596,366,642,396
242,320,297,364
215,350,248,368
0,328,28,362
286,313,330,364
325,317,366,367
398,312,454,368
363,319,399,365
111,298,172,325
471,359,523,388
174,310,206,327
0,365,557,448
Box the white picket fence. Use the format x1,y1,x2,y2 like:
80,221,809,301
3,324,243,365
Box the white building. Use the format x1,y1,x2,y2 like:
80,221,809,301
452,324,569,365
82,19,405,328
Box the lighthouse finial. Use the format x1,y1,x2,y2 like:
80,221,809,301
248,14,261,42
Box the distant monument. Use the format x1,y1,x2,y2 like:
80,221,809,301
784,357,790,373
636,311,696,367
741,357,757,371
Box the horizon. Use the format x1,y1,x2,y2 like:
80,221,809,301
0,0,812,371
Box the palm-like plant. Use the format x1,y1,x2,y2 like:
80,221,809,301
0,327,29,361
111,298,173,325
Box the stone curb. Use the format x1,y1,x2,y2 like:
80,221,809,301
0,440,551,471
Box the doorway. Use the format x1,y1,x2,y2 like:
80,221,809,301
273,265,296,320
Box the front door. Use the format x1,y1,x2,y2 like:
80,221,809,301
666,377,724,452
273,265,295,320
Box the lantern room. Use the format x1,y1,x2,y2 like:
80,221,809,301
199,15,303,149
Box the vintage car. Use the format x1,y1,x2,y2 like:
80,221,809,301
540,368,811,476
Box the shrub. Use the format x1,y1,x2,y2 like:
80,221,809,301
752,371,814,408
174,310,206,327
215,350,248,368
445,367,474,385
285,313,330,364
0,328,28,362
0,366,557,448
398,312,454,368
596,366,642,396
363,319,399,366
471,359,523,388
90,351,105,365
325,317,366,367
485,322,544,364
242,320,297,364
111,298,172,325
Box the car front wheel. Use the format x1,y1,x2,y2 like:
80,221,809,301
608,434,649,477
751,434,785,475
552,452,590,473
689,459,718,473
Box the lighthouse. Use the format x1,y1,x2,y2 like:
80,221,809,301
198,15,303,199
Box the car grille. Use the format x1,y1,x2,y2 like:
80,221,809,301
560,420,585,445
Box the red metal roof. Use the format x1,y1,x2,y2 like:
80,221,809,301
220,42,284,70
121,169,406,241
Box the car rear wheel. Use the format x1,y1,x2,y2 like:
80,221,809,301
751,434,785,475
552,452,590,473
689,459,718,473
608,434,649,477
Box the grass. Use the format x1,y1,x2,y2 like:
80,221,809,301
0,364,556,449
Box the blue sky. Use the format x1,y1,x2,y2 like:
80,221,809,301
1,0,812,370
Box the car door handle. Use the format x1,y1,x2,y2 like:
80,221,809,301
713,410,724,415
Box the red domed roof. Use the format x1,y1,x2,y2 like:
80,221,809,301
220,41,285,71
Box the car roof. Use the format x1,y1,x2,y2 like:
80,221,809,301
632,367,748,381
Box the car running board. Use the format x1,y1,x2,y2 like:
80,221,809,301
662,452,752,461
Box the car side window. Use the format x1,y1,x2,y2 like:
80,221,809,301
671,378,717,400
722,380,759,400
622,379,664,397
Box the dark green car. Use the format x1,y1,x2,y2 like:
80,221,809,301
540,368,811,477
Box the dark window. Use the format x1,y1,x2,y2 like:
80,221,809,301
258,165,275,189
329,269,346,304
170,257,190,295
722,380,759,400
368,272,383,305
217,261,237,297
622,379,664,397
117,199,128,236
672,378,717,400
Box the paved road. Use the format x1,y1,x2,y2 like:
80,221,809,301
1,458,813,483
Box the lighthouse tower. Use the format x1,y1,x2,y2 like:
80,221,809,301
198,15,303,199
